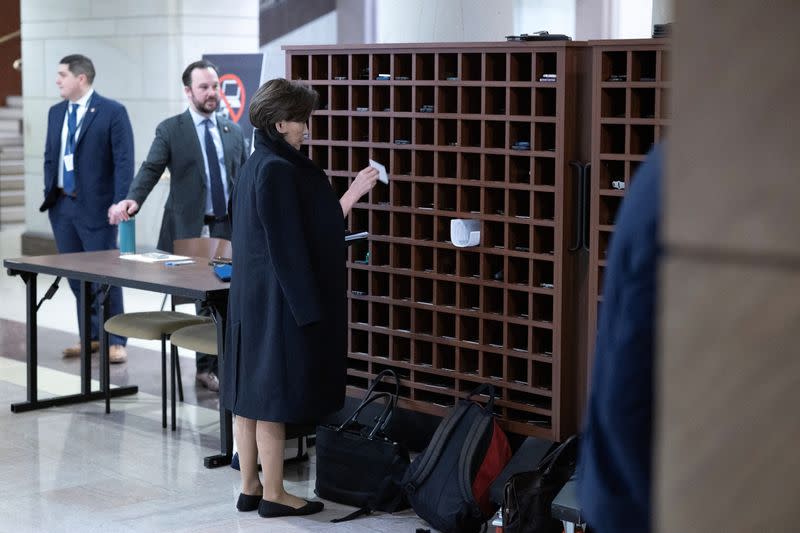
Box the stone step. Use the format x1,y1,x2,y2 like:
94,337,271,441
0,189,24,208
6,96,22,108
0,160,24,174
0,107,23,120
0,146,23,159
0,135,23,148
0,205,24,224
0,118,21,133
0,174,24,192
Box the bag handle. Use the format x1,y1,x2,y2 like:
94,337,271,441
337,392,394,440
466,383,497,412
537,434,579,476
361,369,401,433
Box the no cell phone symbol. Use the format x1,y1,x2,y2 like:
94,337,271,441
219,73,246,123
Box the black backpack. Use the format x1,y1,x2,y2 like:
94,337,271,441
502,435,579,533
403,384,512,533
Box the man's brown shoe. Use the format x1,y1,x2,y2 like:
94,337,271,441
63,341,99,358
196,372,219,392
109,345,128,364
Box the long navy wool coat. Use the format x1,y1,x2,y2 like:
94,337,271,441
221,129,347,423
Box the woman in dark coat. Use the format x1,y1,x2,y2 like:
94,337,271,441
221,78,378,518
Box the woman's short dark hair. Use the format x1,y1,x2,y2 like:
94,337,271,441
249,78,318,141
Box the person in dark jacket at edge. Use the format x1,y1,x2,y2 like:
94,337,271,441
221,78,379,518
578,144,663,533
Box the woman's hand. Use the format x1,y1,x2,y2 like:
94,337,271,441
340,166,380,217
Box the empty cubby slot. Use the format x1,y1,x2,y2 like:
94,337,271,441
630,125,655,155
534,123,556,152
373,302,390,328
436,248,456,275
352,54,369,80
392,213,412,239
510,52,533,81
348,358,368,374
483,286,504,315
508,390,551,410
509,156,531,184
632,50,657,81
291,55,309,80
462,52,481,80
459,348,479,374
372,271,390,297
602,51,628,81
415,388,454,408
415,151,434,177
415,85,435,113
460,315,480,343
414,245,434,272
372,86,390,112
417,371,455,391
437,119,458,147
414,309,434,337
533,157,555,186
630,159,642,182
486,53,506,81
437,184,457,212
508,289,530,319
438,53,458,80
313,85,329,111
372,117,390,143
506,355,529,384
351,87,368,112
394,53,412,79
414,278,433,305
393,118,412,144
392,150,411,175
601,88,627,118
350,207,368,233
485,121,506,149
599,231,611,261
393,243,412,269
508,256,530,286
436,312,456,339
483,253,504,283
415,53,435,80
532,361,553,390
394,85,412,112
372,146,390,167
372,241,390,266
484,220,505,249
438,86,458,114
461,120,481,148
331,54,348,79
331,85,348,110
483,154,505,182
533,226,555,255
351,147,369,172
371,177,389,204
311,145,329,169
393,274,411,301
371,53,390,79
533,192,555,221
600,124,625,154
509,322,530,353
460,185,481,214
531,294,554,323
415,119,434,145
331,116,348,141
437,343,456,370
531,327,553,356
391,180,411,208
350,328,368,355
461,87,481,115
509,223,530,252
598,265,606,296
484,188,506,216
455,156,478,184
599,195,622,226
436,280,456,307
331,146,349,171
369,211,389,238
331,176,349,199
532,260,554,288
460,283,480,312
509,87,532,116
510,122,531,149
311,115,328,140
485,87,506,115
507,408,551,428
391,336,412,364
535,88,557,117
436,216,452,243
351,268,368,294
631,88,656,118
459,252,481,280
413,214,434,241
535,52,557,81
371,332,390,358
600,160,625,189
349,237,368,266
482,350,504,379
437,152,458,179
509,189,531,218
393,305,411,332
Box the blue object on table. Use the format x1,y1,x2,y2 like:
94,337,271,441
213,263,232,281
119,218,136,254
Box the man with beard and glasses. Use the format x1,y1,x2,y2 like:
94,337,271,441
108,60,248,392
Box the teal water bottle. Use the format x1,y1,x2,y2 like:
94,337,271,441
119,218,136,255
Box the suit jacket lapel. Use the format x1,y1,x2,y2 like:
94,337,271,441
217,115,236,186
73,92,98,151
179,109,206,177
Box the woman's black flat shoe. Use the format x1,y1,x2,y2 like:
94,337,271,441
257,499,324,518
236,493,262,512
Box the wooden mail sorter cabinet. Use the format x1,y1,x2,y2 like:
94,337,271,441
586,39,671,371
285,42,588,440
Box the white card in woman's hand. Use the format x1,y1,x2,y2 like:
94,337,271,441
369,159,389,184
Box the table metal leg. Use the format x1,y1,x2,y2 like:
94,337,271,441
80,280,92,395
204,300,232,468
25,273,37,404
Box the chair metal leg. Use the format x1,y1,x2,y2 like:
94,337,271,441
161,335,167,429
175,348,184,402
170,343,177,431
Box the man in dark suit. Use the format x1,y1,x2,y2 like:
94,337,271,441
108,60,248,391
40,54,134,364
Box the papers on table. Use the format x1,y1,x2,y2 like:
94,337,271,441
119,252,190,263
369,159,389,184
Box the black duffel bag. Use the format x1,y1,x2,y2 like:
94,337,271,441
315,370,410,521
